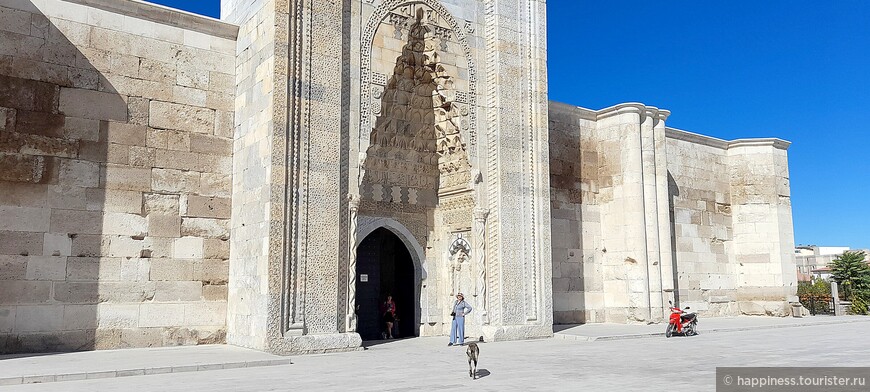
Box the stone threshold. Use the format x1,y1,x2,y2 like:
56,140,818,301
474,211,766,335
0,345,291,387
553,317,870,342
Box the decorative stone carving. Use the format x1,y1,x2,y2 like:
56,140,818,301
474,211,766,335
360,0,478,157
346,194,361,332
473,207,489,323
449,237,472,296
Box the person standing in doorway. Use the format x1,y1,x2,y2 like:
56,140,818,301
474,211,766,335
381,295,397,339
448,293,472,346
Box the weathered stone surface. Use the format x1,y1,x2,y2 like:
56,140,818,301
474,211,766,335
58,87,127,121
0,153,47,183
181,217,229,239
151,168,199,193
103,165,152,191
184,195,230,219
148,101,214,134
148,214,181,237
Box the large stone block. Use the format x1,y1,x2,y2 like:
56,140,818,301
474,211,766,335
0,181,47,208
173,236,203,259
98,281,156,303
148,101,214,134
0,280,52,303
25,255,66,280
102,212,148,236
53,282,100,303
199,172,231,197
152,168,199,193
59,159,100,188
184,195,230,219
88,189,143,214
50,209,102,234
190,133,231,155
0,231,44,256
0,206,50,232
192,259,228,283
120,258,150,281
153,281,202,302
0,255,27,280
58,87,127,121
143,193,180,215
0,153,48,183
14,305,64,332
139,303,184,327
103,164,152,191
120,327,163,348
66,257,122,281
149,259,194,281
101,121,147,146
148,214,181,237
63,304,98,329
181,217,229,239
202,238,229,260
97,303,139,329
202,284,228,301
183,302,226,326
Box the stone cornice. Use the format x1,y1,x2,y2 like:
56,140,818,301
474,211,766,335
666,127,792,151
727,138,792,150
666,127,729,149
61,0,239,40
594,102,671,121
547,101,597,121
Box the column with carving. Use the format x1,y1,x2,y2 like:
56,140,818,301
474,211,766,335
473,207,489,324
346,194,361,332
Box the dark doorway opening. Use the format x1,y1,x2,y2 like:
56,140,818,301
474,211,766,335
356,228,417,341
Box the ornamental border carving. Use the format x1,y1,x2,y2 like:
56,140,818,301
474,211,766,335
360,0,479,161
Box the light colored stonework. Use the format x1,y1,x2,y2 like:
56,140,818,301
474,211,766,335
0,0,236,353
549,102,798,325
0,0,798,355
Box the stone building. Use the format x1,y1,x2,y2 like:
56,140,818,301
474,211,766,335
0,0,797,355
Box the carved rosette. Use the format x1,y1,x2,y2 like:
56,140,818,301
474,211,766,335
346,194,361,332
473,207,489,324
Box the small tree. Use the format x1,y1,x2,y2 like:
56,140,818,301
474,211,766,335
829,251,870,314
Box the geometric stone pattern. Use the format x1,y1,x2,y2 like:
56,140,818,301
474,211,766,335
0,0,237,353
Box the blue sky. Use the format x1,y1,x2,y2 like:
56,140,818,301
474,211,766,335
148,1,869,249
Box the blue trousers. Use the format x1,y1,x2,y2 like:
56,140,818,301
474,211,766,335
450,317,465,344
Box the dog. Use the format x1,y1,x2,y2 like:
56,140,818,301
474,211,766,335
466,342,479,379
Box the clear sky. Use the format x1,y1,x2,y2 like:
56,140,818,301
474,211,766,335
147,0,870,249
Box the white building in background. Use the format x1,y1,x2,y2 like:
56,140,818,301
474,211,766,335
796,246,870,281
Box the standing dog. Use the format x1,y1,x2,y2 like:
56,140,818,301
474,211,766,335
466,342,479,379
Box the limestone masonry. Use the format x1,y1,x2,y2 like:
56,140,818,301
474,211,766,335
0,0,798,355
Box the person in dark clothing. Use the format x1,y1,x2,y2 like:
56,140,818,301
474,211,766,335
380,295,397,339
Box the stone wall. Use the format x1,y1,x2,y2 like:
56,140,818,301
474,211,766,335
0,0,237,353
548,102,602,324
549,105,798,324
665,130,737,315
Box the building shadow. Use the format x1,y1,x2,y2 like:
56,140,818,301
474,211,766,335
667,171,681,307
1,1,125,353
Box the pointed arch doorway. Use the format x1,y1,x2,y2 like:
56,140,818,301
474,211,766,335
355,227,421,341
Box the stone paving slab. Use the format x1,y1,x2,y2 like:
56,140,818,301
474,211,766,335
553,315,870,341
0,345,290,387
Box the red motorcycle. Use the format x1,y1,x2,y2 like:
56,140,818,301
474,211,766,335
666,301,698,338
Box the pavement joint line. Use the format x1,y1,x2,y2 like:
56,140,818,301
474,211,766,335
553,317,870,342
0,358,292,386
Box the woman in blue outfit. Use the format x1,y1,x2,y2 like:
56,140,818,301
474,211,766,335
448,293,472,346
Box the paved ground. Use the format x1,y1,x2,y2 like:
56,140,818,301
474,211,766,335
554,315,870,340
3,317,870,391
